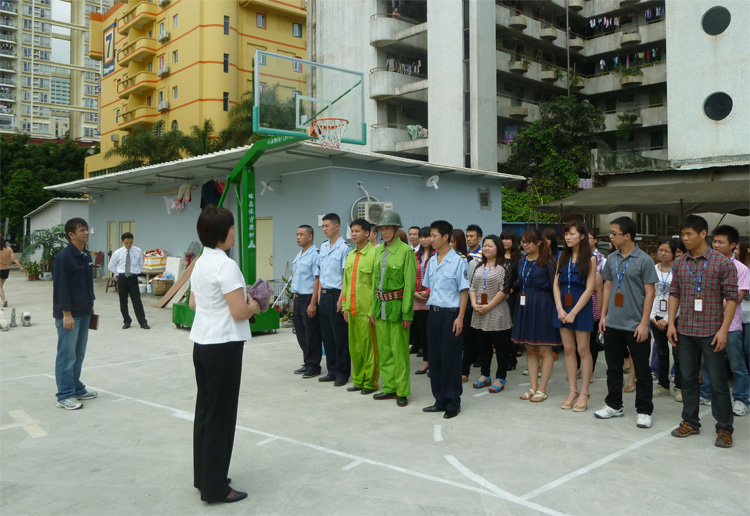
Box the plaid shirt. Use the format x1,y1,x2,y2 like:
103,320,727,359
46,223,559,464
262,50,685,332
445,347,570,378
670,247,740,337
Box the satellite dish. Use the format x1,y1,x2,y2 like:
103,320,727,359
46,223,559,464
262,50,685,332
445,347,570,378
260,180,274,195
426,175,440,190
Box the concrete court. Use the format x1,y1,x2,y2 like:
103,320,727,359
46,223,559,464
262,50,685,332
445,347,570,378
0,270,748,516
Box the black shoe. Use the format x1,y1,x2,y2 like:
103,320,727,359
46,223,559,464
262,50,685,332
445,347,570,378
397,396,408,407
122,322,131,329
360,388,376,395
416,351,423,357
422,405,443,413
409,346,418,354
226,478,232,485
318,374,336,382
334,378,347,387
373,392,397,400
293,366,308,375
472,361,481,368
444,407,461,419
222,491,248,503
415,367,429,375
347,386,362,392
140,323,150,329
302,370,320,379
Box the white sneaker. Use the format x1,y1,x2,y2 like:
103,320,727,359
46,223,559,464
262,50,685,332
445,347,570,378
653,385,671,397
733,400,748,416
522,369,529,376
674,388,683,402
636,413,652,428
699,397,712,406
595,405,624,419
56,398,83,410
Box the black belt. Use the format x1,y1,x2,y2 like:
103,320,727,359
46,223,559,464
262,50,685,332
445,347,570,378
293,293,312,298
321,288,341,295
429,306,459,313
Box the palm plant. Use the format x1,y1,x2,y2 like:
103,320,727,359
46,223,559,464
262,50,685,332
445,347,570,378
21,224,68,271
105,120,187,171
184,119,219,156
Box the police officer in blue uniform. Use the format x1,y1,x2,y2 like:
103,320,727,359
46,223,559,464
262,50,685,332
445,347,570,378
291,224,322,378
317,213,352,386
422,220,470,419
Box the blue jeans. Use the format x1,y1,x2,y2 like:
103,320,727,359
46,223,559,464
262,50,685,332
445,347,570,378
743,323,750,370
699,330,749,405
55,316,90,401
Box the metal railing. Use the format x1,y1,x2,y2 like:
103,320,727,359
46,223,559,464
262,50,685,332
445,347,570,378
369,67,427,80
369,12,426,25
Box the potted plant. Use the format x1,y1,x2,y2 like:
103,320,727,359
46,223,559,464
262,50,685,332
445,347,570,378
26,261,41,281
21,225,68,272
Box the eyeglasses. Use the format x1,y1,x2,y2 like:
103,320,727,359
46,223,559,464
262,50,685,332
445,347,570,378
609,231,624,237
657,249,672,254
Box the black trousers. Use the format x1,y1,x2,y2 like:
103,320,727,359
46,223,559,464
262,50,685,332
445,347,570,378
193,341,243,502
460,306,476,376
477,328,511,380
604,327,653,415
319,290,350,380
652,321,682,389
118,274,147,325
427,310,463,412
292,294,322,374
413,310,429,362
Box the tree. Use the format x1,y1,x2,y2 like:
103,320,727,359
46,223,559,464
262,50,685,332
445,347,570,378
105,120,187,171
501,96,605,222
183,119,219,156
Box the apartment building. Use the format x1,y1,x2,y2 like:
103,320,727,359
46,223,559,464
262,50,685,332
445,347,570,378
0,0,106,141
84,0,307,177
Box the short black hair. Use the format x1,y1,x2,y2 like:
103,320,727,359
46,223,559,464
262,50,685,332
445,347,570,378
121,232,134,241
197,205,234,248
671,237,686,254
64,218,88,240
409,226,420,231
419,226,431,238
680,214,708,235
466,224,483,237
350,218,371,233
430,220,453,238
712,224,739,245
611,216,637,240
298,224,314,239
322,213,340,225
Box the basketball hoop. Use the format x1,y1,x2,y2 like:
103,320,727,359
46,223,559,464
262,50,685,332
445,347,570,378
310,117,349,150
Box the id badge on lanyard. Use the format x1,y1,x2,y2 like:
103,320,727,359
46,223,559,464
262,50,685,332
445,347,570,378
565,293,573,307
615,292,624,307
659,299,668,312
520,293,527,306
694,297,703,312
481,293,488,305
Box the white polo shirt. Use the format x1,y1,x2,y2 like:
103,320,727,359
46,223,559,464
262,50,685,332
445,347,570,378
189,247,251,344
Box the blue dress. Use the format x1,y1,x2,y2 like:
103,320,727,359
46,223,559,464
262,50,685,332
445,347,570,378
552,258,594,332
511,258,561,346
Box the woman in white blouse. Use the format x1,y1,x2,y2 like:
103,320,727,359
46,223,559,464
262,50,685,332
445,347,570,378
189,206,260,504
649,239,680,401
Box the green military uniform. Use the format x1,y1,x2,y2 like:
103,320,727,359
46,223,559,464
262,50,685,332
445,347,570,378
369,238,416,397
341,242,378,390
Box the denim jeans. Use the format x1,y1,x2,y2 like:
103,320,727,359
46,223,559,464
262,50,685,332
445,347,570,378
55,315,91,401
743,323,750,370
678,333,733,432
699,330,749,405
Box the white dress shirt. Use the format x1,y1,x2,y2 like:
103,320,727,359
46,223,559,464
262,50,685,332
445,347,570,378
108,245,145,275
189,247,252,345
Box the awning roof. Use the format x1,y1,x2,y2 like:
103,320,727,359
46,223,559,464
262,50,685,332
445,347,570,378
536,180,750,216
23,198,89,219
46,141,525,194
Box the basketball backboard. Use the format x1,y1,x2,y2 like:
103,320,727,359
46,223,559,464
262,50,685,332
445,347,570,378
253,50,366,145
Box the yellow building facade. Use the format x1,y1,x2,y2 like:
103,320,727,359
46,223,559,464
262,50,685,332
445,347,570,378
85,0,307,177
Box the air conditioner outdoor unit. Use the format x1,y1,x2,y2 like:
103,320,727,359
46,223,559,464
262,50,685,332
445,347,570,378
358,201,393,224
111,134,119,142
157,30,170,43
157,100,169,111
158,0,170,6
157,65,170,77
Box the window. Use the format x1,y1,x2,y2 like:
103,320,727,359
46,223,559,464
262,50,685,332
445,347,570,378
158,91,164,103
172,86,178,100
387,104,398,126
256,13,265,29
224,16,229,35
293,60,302,73
171,120,178,131
146,96,152,107
223,92,229,112
704,92,733,121
159,22,165,33
84,127,97,138
173,14,178,28
223,53,229,73
258,52,266,66
172,50,178,63
702,6,731,36
650,130,664,149
147,62,153,72
477,188,491,211
293,22,302,38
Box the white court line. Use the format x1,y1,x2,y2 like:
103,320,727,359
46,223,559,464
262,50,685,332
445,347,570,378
256,437,278,446
445,454,568,516
342,460,362,471
7,409,47,438
520,408,711,501
433,424,443,442
473,391,489,397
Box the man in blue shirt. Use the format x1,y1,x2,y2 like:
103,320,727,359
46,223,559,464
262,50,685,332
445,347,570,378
317,213,351,386
423,220,470,418
291,225,322,378
52,218,97,410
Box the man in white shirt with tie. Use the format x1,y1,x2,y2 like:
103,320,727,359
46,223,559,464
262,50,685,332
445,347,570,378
108,232,150,329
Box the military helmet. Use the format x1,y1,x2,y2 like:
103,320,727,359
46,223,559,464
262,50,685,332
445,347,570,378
377,210,402,228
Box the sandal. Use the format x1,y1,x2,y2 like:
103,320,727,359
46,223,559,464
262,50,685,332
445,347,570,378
520,389,535,400
561,390,579,410
473,376,491,389
488,379,506,393
461,375,469,383
573,392,590,412
624,379,636,393
530,391,548,402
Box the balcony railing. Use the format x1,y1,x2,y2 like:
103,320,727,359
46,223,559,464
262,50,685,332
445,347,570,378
0,33,16,43
118,0,159,35
369,67,427,101
117,71,158,98
0,2,17,14
0,76,15,86
0,19,15,28
118,105,158,130
118,36,158,67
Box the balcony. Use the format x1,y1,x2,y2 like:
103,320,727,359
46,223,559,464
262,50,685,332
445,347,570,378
118,36,158,67
0,47,14,57
569,36,584,51
620,74,643,87
581,62,665,94
117,71,158,99
370,124,428,155
539,27,557,41
0,76,15,86
158,0,170,6
118,105,158,130
369,68,427,102
0,18,15,28
497,95,540,122
157,30,170,43
369,14,427,51
0,91,14,101
0,61,14,72
508,60,529,74
508,15,527,31
0,33,16,43
568,0,584,11
620,31,641,47
0,2,16,14
118,1,159,36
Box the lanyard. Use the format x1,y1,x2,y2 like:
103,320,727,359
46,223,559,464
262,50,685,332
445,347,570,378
482,263,495,290
659,265,672,294
685,250,712,295
566,259,573,293
521,258,535,291
615,254,633,292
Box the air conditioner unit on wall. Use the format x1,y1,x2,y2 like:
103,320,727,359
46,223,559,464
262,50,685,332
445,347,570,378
158,0,171,7
358,202,393,224
157,100,169,111
157,65,170,77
